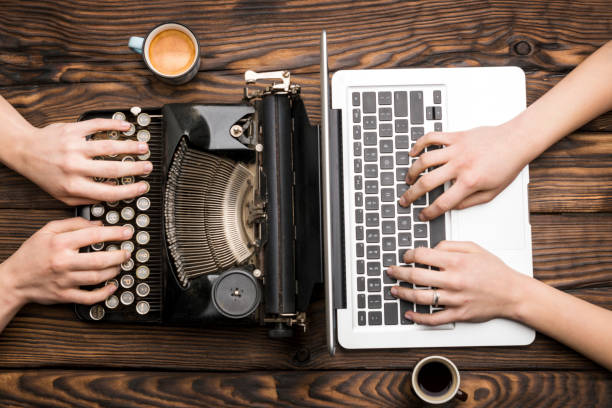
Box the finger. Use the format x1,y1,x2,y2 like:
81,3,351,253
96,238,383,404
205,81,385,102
391,286,459,306
73,118,131,136
455,189,498,209
435,240,482,253
406,148,451,184
66,250,130,271
419,180,471,221
80,159,153,178
84,139,149,158
399,165,454,207
63,284,117,306
75,178,149,202
405,308,462,326
403,247,458,269
387,265,448,288
60,225,134,249
410,131,453,157
45,217,102,233
65,266,121,287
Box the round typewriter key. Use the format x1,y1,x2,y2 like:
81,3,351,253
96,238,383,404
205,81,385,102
89,304,105,321
136,265,150,280
135,214,150,228
112,111,126,121
135,248,150,263
121,274,135,289
107,130,120,140
106,210,120,225
120,291,135,306
136,196,151,211
121,176,135,185
136,231,150,245
105,295,120,309
123,223,135,235
121,241,134,253
91,242,104,251
91,204,105,218
121,206,135,221
106,279,119,288
136,300,150,315
130,106,142,116
137,113,151,127
137,151,151,161
123,123,136,137
136,282,150,297
107,201,119,207
121,257,135,272
106,244,120,252
122,155,135,162
136,129,151,143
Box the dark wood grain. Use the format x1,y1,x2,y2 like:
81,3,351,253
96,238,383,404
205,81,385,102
0,369,610,408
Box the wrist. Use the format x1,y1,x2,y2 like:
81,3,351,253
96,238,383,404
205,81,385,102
499,114,539,169
0,261,27,311
0,121,37,173
504,272,540,323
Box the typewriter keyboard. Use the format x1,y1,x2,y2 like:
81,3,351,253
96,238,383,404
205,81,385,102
79,108,163,322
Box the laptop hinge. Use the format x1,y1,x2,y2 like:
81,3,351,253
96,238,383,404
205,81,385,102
329,108,346,309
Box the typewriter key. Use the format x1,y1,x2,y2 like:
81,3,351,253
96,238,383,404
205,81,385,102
136,282,150,297
90,204,105,218
106,244,119,252
136,196,151,211
123,123,136,137
121,241,135,253
112,111,126,121
135,248,150,263
121,206,135,221
105,294,120,309
122,155,135,162
91,242,104,251
107,201,119,207
106,279,119,288
123,197,134,204
106,210,120,225
136,300,150,315
137,113,151,127
123,223,135,235
136,129,150,143
137,151,151,161
135,214,150,228
121,274,135,289
89,304,105,320
107,130,120,140
120,291,135,306
130,106,142,116
93,176,106,182
136,231,150,245
142,181,150,194
121,257,135,271
121,176,135,185
135,265,150,280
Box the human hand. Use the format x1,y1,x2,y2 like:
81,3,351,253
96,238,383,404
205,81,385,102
399,124,529,221
0,217,132,308
8,118,152,206
387,241,528,325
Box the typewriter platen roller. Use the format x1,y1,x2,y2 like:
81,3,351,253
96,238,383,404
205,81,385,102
75,71,324,337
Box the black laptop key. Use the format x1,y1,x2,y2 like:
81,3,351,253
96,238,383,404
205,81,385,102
398,216,411,230
367,278,381,292
413,207,423,220
426,106,434,121
434,106,442,120
363,116,377,130
353,108,361,123
383,286,395,301
354,175,363,190
352,92,361,106
398,248,408,264
382,220,395,234
398,233,412,247
411,127,425,141
354,158,362,174
381,204,395,218
364,148,377,162
379,107,392,121
356,209,364,223
363,92,376,113
368,311,383,325
365,180,378,194
397,201,410,214
378,91,392,105
396,183,409,197
357,259,364,275
355,192,363,207
416,303,430,314
433,90,441,104
358,311,366,325
366,229,380,243
365,213,379,227
356,226,364,241
414,194,426,206
358,294,366,308
414,224,428,238
396,151,410,165
400,300,414,324
395,119,409,134
353,125,361,140
356,243,364,257
414,240,427,248
366,246,380,259
380,156,393,169
367,262,381,276
434,122,442,132
365,196,379,211
396,135,409,149
383,269,396,284
368,295,382,309
357,277,365,291
382,237,396,251
379,123,393,137
365,164,378,178
409,91,424,124
394,91,408,117
429,185,444,203
380,139,393,153
381,188,394,202
382,253,396,267
384,302,399,325
364,131,377,146
353,142,362,156
396,167,408,182
381,172,394,186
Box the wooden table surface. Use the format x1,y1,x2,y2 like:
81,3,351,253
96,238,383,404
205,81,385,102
1,1,611,406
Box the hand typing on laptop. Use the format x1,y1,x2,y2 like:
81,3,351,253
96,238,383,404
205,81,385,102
392,40,612,370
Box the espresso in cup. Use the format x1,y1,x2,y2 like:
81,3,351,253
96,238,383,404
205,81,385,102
129,23,200,84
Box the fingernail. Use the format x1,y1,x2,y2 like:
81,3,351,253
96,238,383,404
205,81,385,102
139,182,148,194
399,196,407,207
405,249,414,259
123,226,133,238
390,287,398,296
419,213,427,221
120,120,131,128
144,162,153,173
138,142,148,153
386,268,394,277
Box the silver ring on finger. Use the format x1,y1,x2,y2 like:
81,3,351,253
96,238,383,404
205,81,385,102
432,289,440,308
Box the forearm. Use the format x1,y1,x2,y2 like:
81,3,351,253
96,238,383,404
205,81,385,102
0,262,25,334
505,40,612,167
0,95,37,170
512,275,612,370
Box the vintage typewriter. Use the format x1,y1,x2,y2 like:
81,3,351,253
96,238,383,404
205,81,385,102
75,70,324,337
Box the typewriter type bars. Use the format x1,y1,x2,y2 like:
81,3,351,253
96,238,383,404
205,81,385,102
84,109,163,322
164,137,256,287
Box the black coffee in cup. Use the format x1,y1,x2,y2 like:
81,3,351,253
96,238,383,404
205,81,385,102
417,361,453,397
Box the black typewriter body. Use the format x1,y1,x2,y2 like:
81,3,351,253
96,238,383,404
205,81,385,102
75,72,324,337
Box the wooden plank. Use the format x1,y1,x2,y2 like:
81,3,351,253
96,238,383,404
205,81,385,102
0,369,609,407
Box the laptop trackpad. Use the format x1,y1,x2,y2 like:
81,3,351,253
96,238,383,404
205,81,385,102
451,175,528,251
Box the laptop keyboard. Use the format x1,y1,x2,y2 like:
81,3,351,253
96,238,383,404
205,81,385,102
350,87,447,328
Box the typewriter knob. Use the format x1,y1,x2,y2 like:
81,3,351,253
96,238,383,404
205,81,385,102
212,268,261,319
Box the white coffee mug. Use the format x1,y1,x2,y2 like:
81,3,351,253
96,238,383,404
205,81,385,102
411,355,468,404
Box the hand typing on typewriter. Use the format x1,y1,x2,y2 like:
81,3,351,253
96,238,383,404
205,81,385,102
0,218,133,333
0,96,152,205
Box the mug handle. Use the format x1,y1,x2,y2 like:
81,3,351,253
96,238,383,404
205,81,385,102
128,36,145,54
455,388,468,402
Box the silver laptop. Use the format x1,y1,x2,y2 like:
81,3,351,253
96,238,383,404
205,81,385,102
320,31,534,353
